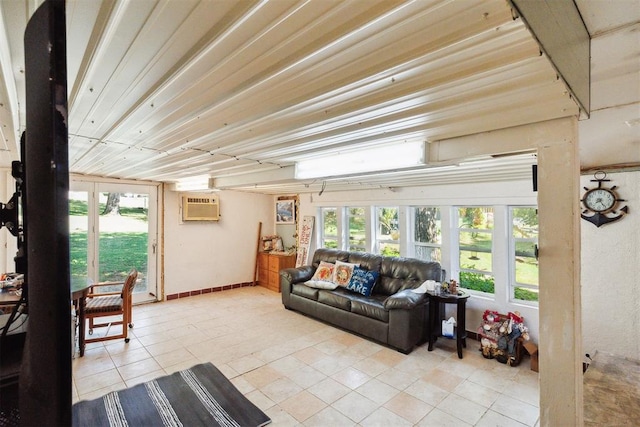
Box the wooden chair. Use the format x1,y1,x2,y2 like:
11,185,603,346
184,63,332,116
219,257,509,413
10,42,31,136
85,269,137,344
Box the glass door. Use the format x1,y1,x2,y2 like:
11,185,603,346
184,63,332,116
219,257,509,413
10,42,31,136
69,185,92,282
69,180,159,304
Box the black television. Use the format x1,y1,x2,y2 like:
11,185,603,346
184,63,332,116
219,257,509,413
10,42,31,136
6,0,71,424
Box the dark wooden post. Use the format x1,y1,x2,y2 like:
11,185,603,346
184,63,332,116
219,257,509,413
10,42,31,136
21,0,71,425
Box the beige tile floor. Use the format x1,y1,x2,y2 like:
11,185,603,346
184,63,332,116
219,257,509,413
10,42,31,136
73,286,540,426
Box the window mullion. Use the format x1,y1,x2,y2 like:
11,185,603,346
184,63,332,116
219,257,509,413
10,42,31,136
492,206,509,304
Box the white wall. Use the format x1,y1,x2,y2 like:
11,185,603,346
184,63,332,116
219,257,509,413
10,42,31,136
163,188,275,295
297,179,541,343
580,170,640,360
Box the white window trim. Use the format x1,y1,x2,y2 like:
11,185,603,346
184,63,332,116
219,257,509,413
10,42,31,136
312,202,539,317
374,206,400,255
509,206,539,306
346,206,368,252
319,207,339,250
406,206,442,262
454,206,498,300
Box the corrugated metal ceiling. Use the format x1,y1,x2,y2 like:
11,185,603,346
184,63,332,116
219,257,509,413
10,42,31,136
0,0,591,194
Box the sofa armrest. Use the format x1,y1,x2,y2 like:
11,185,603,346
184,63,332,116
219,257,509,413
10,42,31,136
280,266,315,307
281,266,314,285
384,289,428,310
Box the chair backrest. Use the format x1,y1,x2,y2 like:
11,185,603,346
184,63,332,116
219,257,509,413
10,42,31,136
123,269,138,298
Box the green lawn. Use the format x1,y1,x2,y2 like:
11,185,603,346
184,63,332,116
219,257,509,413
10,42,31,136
459,234,538,301
69,199,147,221
70,231,148,282
69,198,148,283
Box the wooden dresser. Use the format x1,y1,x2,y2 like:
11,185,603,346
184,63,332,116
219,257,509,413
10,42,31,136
257,252,296,292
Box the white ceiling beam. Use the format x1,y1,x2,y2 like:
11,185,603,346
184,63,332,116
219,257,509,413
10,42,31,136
213,165,296,189
511,0,590,117
427,118,576,165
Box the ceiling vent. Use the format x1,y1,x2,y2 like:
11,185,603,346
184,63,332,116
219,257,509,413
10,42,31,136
182,195,219,221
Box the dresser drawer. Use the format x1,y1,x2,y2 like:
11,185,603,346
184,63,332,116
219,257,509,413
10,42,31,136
267,255,279,272
258,253,269,270
258,267,269,287
268,271,280,290
257,253,296,292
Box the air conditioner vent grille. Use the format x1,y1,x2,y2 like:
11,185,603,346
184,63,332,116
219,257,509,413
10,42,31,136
187,197,210,203
182,195,219,221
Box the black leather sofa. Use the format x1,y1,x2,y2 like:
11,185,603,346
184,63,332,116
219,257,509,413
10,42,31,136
280,248,444,353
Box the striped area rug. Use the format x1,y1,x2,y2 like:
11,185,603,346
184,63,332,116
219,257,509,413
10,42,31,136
72,363,271,427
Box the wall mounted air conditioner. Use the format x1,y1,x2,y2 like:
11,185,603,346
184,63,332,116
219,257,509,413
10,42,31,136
182,195,219,221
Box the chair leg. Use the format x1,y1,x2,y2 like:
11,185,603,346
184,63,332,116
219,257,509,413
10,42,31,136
122,309,130,343
84,313,130,344
128,304,133,329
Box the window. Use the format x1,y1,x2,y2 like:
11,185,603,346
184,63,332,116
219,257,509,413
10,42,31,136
70,181,159,304
347,207,366,251
321,207,338,249
511,207,539,302
411,207,442,262
375,207,399,256
458,207,494,294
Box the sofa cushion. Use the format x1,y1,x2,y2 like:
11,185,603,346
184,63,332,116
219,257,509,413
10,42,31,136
332,261,358,287
317,289,351,310
350,295,389,322
375,257,443,295
346,267,378,296
292,283,320,300
376,276,423,296
312,248,350,268
348,252,382,273
384,288,428,310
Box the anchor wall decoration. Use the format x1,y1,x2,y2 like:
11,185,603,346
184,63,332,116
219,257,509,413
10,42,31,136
580,171,628,227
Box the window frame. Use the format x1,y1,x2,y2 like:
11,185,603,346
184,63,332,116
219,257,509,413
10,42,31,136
455,206,495,297
374,206,400,256
346,206,367,252
320,207,339,250
313,203,539,314
509,206,539,305
408,206,442,263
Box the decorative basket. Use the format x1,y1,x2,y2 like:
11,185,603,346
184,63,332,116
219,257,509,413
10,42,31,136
478,310,528,366
480,337,497,359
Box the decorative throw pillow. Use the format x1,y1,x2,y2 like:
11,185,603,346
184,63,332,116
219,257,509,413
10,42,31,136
346,267,378,296
332,260,359,287
303,280,339,290
311,261,335,282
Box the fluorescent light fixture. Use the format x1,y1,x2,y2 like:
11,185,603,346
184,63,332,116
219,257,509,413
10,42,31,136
295,141,425,179
170,176,218,192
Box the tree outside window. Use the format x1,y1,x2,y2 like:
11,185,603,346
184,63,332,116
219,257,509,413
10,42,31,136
511,207,539,302
348,207,366,251
321,207,338,249
412,207,441,262
458,207,494,294
376,207,399,256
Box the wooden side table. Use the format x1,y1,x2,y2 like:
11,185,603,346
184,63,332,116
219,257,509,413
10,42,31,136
427,290,470,359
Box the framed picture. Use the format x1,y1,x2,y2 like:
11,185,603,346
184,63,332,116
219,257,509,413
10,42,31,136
275,199,295,224
261,235,283,252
